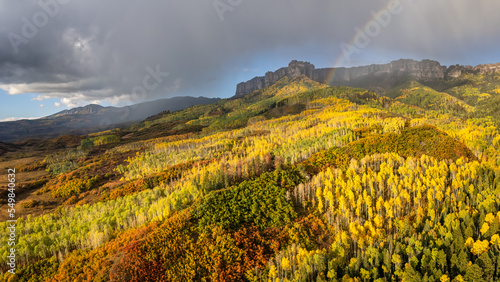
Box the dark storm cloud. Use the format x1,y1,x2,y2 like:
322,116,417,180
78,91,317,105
0,0,499,106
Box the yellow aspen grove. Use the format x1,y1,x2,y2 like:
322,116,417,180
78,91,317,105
5,71,500,281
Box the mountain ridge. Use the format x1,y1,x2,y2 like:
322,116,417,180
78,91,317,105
47,104,111,118
0,96,220,142
234,59,500,98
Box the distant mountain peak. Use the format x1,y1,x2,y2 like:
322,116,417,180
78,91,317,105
48,104,107,118
0,96,219,142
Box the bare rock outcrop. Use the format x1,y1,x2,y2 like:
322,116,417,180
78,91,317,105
234,59,470,98
235,60,315,97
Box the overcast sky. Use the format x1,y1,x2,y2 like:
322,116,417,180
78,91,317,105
1,0,500,120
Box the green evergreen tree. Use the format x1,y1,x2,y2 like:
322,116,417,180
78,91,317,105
464,264,484,282
476,252,494,281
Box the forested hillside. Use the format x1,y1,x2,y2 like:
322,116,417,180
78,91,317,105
1,73,500,281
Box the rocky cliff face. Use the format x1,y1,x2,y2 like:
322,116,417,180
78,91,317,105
444,63,500,79
476,63,500,74
235,60,315,97
234,59,500,98
312,59,446,89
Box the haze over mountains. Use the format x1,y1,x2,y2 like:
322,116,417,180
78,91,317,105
0,96,219,142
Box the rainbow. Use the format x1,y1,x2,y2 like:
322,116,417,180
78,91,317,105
325,0,403,85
